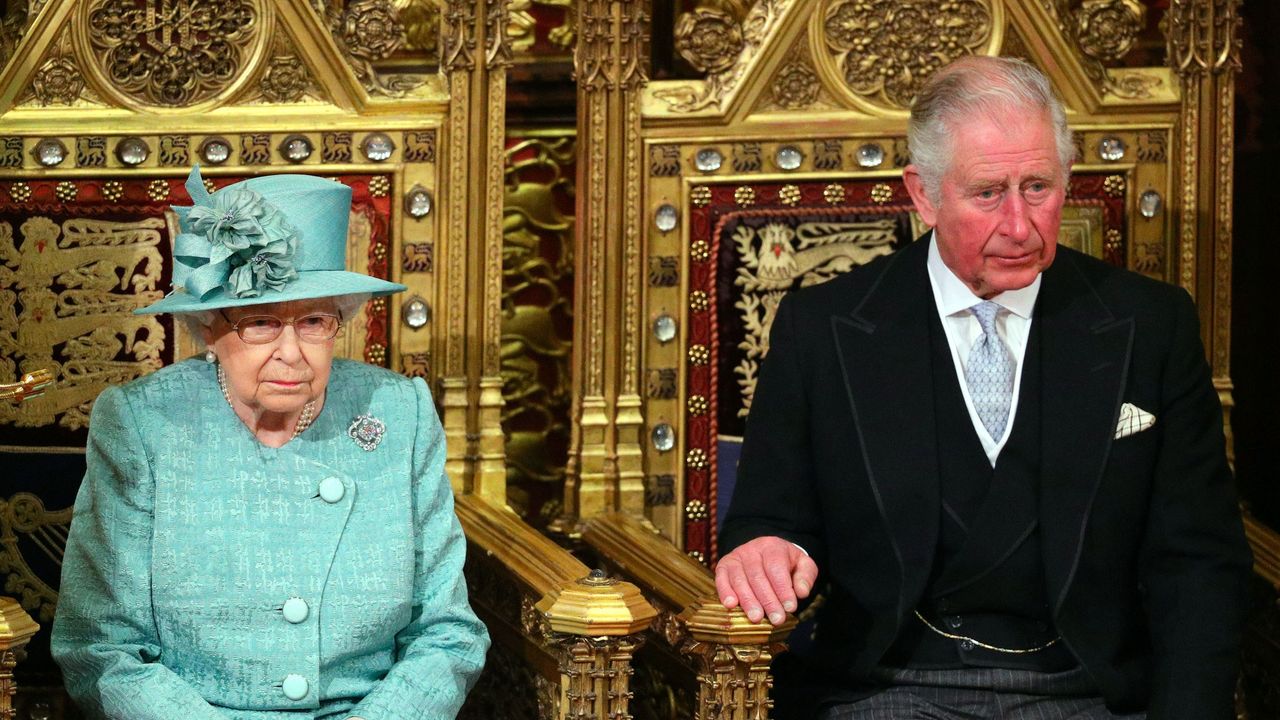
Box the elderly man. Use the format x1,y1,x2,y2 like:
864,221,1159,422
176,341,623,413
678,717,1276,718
716,56,1251,719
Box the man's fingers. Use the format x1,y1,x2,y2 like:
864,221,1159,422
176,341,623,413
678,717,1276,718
730,566,765,623
714,564,740,609
762,544,799,614
792,553,819,599
742,561,778,622
717,536,822,626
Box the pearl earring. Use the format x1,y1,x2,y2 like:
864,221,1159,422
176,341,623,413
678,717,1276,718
206,349,217,363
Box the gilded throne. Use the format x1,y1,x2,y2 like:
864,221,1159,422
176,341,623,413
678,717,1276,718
0,0,1276,719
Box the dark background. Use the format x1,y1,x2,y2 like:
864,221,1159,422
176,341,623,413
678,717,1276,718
1231,0,1280,527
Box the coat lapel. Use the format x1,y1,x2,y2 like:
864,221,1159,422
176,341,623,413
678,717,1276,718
831,239,939,618
1037,251,1134,613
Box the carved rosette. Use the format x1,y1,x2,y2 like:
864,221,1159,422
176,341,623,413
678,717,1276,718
821,0,994,111
31,56,85,106
1073,0,1144,62
651,0,792,113
310,0,425,97
82,0,266,108
771,59,820,109
342,0,406,61
259,55,310,103
675,7,744,74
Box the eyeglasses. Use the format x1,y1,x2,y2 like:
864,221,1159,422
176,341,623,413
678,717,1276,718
219,310,343,345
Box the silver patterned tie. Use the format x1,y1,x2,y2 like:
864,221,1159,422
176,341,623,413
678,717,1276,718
966,301,1014,440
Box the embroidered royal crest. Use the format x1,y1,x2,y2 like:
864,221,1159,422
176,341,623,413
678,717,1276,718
732,219,896,416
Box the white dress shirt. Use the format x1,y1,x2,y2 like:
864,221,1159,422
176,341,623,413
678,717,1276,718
925,234,1041,466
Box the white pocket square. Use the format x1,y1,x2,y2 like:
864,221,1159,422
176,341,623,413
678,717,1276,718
1115,402,1156,440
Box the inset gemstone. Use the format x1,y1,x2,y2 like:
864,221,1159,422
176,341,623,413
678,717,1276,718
1098,136,1127,162
654,203,678,232
405,186,432,218
1139,190,1162,219
362,133,395,162
775,145,803,170
403,296,430,329
694,148,723,172
116,137,150,166
200,137,232,164
856,143,884,168
653,314,677,343
651,423,675,452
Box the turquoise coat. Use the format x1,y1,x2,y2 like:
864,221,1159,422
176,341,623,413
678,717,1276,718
52,359,489,719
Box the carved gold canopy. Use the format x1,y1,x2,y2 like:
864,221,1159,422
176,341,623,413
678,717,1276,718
0,1,514,492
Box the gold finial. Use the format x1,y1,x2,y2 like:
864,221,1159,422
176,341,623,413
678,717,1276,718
0,369,53,403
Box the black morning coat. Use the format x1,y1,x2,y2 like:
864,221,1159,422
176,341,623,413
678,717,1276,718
720,237,1252,719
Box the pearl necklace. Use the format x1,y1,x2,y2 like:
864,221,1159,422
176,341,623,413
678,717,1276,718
217,362,316,439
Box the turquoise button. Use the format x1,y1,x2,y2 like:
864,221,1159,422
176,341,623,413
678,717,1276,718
282,673,308,701
319,477,345,503
282,597,308,624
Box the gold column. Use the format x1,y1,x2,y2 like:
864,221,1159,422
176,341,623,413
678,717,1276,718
1168,0,1240,458
474,0,513,503
440,0,510,501
0,598,38,720
583,513,796,720
536,570,657,720
681,599,793,720
561,0,651,531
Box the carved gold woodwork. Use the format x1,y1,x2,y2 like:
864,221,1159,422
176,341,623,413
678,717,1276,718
650,0,789,116
557,0,651,535
80,0,269,110
1241,515,1280,718
502,132,575,527
583,513,794,720
1165,0,1240,462
675,6,745,75
820,0,999,113
537,571,656,720
457,494,657,720
0,598,39,720
0,493,70,624
1,378,45,720
0,0,519,499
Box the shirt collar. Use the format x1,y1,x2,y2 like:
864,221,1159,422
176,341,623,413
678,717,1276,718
926,231,1041,319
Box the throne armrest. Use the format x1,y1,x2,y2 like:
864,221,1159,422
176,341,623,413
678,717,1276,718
455,496,656,719
0,598,39,720
583,512,795,720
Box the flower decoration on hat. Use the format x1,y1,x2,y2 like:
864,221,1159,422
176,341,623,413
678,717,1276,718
171,166,299,300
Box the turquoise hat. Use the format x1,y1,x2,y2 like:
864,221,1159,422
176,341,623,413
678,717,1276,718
137,166,405,315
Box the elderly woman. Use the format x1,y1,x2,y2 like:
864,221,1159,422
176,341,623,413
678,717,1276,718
51,168,489,720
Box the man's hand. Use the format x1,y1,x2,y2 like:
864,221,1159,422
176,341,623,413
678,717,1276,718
715,536,819,626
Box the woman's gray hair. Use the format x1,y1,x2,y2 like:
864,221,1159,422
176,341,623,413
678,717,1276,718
177,293,371,350
332,293,371,321
178,310,217,344
907,56,1074,203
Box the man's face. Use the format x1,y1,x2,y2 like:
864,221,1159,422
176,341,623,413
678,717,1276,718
905,111,1067,298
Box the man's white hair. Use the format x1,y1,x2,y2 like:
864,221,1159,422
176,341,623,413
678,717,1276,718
908,56,1074,204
